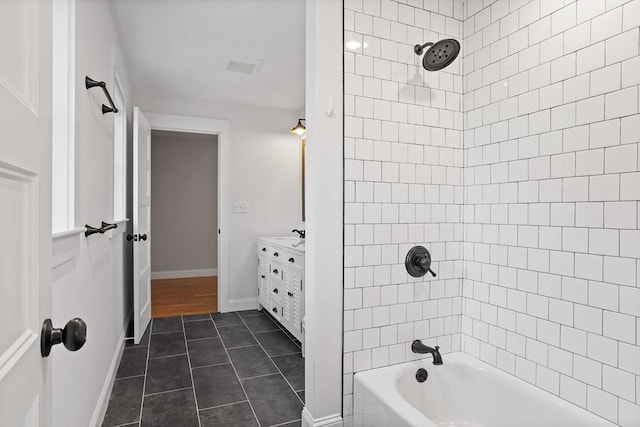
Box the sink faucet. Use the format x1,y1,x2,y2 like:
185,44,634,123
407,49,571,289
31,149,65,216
412,340,443,365
292,229,305,239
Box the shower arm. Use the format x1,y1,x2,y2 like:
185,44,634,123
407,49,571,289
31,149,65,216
414,42,434,56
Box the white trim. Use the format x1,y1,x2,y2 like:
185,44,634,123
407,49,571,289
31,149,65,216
226,297,258,312
112,72,127,222
90,316,128,427
302,409,343,427
52,226,85,241
150,268,218,280
51,0,75,233
304,0,344,424
144,112,231,313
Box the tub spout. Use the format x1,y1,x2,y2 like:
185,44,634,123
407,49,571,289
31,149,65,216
412,340,443,365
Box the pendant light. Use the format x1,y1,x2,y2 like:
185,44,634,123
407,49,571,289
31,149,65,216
290,118,306,136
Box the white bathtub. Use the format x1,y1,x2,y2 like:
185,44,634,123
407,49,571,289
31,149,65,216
353,352,615,427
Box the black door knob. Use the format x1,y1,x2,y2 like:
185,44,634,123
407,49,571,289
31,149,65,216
126,234,135,241
139,234,147,241
41,318,87,357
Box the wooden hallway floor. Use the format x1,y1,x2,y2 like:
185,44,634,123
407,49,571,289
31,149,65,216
151,276,218,318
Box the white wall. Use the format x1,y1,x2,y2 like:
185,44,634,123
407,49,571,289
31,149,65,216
150,131,218,275
462,0,640,424
342,0,464,424
135,94,304,307
51,1,133,426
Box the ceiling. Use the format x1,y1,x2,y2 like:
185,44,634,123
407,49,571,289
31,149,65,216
110,0,305,111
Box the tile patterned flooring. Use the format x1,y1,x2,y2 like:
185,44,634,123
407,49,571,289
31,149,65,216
102,310,304,427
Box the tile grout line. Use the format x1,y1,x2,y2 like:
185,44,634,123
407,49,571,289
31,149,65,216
270,419,302,427
144,386,194,398
182,315,203,427
191,361,233,371
197,398,250,412
137,321,153,427
239,313,306,408
211,313,263,427
147,352,188,360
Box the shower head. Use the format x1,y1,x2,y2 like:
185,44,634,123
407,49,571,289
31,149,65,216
414,39,460,71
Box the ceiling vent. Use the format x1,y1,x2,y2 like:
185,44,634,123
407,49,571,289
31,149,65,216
223,56,264,75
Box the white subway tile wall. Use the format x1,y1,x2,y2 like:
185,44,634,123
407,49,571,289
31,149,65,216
344,0,464,424
344,0,640,425
462,0,640,425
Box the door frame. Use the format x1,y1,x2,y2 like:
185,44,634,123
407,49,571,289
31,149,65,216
144,112,231,312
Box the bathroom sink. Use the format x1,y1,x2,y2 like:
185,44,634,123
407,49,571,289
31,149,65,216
268,237,305,250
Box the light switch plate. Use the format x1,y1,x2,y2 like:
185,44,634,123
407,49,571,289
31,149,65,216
233,202,249,213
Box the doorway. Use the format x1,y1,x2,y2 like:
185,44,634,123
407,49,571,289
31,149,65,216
150,130,219,317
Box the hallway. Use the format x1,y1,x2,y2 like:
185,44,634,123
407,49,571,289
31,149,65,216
102,310,304,427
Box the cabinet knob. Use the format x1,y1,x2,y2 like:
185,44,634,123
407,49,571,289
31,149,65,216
273,269,278,274
288,291,293,297
273,252,279,257
272,307,278,313
261,248,266,252
288,257,295,263
261,275,266,279
273,288,279,294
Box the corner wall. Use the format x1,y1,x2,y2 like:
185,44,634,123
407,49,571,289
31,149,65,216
342,0,464,423
461,0,640,424
51,1,134,426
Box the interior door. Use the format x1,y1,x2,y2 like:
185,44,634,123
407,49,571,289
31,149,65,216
0,0,53,425
133,107,152,344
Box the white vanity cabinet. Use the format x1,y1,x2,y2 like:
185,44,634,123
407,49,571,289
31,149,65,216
257,237,305,343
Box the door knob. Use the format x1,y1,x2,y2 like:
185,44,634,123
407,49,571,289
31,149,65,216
41,318,87,357
126,234,135,241
139,234,147,241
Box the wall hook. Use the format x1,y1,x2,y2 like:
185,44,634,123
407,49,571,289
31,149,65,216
100,221,117,233
85,76,118,114
85,224,101,237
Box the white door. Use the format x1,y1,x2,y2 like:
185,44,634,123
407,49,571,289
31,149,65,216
0,0,54,425
133,107,152,344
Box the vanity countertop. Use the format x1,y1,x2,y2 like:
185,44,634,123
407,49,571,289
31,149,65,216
258,236,305,252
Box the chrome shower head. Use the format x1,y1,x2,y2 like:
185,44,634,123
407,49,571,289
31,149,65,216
414,39,460,71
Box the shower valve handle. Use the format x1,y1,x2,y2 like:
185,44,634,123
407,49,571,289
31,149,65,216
405,246,437,278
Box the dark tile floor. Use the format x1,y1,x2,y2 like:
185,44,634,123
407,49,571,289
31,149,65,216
102,310,304,427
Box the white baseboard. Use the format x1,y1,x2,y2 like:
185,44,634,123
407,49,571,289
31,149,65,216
224,297,259,312
302,408,343,427
151,268,217,280
90,316,129,427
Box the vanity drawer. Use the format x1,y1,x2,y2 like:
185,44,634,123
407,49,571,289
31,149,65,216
270,261,283,280
269,297,283,322
258,242,271,256
270,277,284,298
270,247,283,261
282,250,304,268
